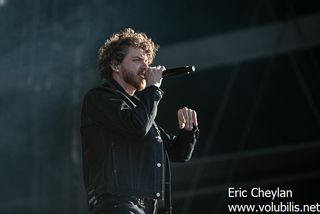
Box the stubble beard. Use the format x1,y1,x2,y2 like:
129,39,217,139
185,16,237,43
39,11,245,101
123,69,146,91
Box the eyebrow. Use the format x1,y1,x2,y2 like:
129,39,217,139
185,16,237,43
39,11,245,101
131,56,146,60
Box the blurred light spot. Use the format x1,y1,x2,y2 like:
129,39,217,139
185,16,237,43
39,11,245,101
0,0,7,7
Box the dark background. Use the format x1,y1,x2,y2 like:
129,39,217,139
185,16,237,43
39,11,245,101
1,0,319,213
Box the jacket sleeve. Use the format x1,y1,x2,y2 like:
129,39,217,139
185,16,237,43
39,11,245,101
82,85,164,137
158,126,199,162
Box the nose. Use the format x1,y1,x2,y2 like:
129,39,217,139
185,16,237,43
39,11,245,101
141,59,148,69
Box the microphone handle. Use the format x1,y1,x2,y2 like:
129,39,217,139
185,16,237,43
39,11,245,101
162,66,195,78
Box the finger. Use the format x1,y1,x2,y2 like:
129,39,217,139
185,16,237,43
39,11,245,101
177,109,186,129
177,109,186,122
146,66,154,74
187,109,194,131
155,65,165,71
180,122,185,129
192,110,198,127
183,108,191,130
187,109,194,130
160,65,166,71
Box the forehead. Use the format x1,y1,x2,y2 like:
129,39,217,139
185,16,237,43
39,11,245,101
126,47,147,58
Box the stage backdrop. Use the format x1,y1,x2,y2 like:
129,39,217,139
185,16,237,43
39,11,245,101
0,0,319,213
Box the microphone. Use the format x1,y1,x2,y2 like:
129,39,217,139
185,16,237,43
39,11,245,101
162,66,195,78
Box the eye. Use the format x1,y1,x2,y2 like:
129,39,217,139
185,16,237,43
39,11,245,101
132,58,141,62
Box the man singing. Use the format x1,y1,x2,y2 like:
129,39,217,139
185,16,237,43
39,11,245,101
80,28,199,214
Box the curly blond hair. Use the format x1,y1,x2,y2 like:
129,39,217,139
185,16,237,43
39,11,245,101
98,28,159,80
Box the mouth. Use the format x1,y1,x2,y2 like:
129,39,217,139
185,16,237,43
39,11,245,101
138,71,146,80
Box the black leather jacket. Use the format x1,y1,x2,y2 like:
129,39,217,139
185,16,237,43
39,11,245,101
80,79,199,213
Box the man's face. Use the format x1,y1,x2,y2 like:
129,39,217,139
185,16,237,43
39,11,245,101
118,47,148,91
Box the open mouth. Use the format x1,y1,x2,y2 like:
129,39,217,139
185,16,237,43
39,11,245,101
138,72,145,79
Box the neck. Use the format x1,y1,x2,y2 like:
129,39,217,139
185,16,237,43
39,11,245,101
112,74,136,96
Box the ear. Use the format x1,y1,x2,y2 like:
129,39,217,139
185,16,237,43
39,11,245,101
111,60,120,72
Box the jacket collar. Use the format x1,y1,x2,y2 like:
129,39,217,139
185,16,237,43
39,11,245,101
102,78,132,96
103,78,140,101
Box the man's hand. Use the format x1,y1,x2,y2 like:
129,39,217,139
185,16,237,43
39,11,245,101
177,107,198,131
145,65,165,88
